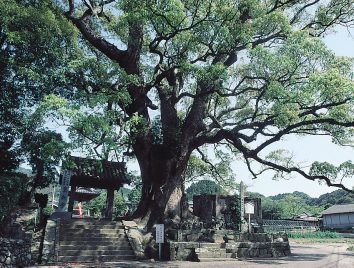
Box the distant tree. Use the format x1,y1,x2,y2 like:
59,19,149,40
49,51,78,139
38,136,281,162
247,192,265,199
314,189,354,207
0,173,28,223
186,179,226,201
261,192,325,219
261,197,283,220
21,130,68,196
271,191,316,206
85,189,133,218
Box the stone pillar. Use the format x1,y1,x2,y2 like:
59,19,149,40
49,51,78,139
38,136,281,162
105,188,115,220
57,170,72,212
68,185,76,213
240,181,248,232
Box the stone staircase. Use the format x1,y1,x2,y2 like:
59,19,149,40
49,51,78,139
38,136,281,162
194,243,237,262
58,219,136,263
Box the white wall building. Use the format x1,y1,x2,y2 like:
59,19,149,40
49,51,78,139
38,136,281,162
322,204,354,229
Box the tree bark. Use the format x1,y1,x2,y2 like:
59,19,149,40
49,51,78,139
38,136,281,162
130,143,190,230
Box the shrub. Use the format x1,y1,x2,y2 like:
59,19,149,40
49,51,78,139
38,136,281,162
0,172,28,223
288,231,341,239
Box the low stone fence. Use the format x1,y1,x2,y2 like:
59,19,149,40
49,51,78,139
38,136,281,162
226,241,290,258
168,232,290,261
0,238,32,267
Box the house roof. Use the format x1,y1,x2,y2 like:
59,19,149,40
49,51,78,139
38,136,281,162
322,204,354,215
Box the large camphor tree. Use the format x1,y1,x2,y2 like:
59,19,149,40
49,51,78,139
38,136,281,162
17,0,354,228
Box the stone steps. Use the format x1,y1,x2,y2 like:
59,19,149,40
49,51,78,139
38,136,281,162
58,220,136,263
197,252,234,258
198,257,237,262
60,220,124,229
59,249,135,256
58,255,136,262
58,227,124,234
59,234,125,242
60,244,132,251
195,244,237,260
59,237,128,243
60,225,125,230
197,242,225,248
59,240,131,246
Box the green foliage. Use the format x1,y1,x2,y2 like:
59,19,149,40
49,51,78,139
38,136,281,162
184,153,237,193
314,189,354,208
261,192,325,219
228,194,241,230
85,187,140,218
186,180,226,201
0,0,80,195
288,231,341,239
260,189,354,220
43,206,54,217
0,172,28,223
21,130,68,192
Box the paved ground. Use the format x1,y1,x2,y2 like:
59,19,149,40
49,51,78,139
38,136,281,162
38,242,354,268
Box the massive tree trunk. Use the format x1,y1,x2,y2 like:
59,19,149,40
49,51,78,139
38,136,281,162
130,142,190,230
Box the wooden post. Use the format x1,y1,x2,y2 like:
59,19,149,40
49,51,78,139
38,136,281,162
105,188,114,220
68,185,76,212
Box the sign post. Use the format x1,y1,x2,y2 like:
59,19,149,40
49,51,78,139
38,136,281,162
155,224,164,260
240,181,245,232
245,202,255,233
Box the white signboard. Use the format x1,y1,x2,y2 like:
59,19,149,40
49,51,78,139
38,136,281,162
57,170,72,212
245,202,255,214
155,224,164,243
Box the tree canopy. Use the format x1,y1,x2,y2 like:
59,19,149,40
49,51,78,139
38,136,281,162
1,0,354,227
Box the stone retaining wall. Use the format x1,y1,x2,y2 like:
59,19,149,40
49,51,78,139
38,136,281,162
168,232,291,261
0,238,32,267
226,241,290,258
41,220,58,264
122,220,145,259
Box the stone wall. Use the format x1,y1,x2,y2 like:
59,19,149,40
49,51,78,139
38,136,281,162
169,241,199,261
122,220,145,259
168,232,290,261
226,241,290,258
41,220,58,264
0,238,32,267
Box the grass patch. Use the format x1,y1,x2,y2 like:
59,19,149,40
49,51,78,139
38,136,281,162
288,231,342,239
347,246,354,251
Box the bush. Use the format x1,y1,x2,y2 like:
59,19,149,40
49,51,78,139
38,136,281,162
0,172,28,223
43,206,54,216
288,231,341,239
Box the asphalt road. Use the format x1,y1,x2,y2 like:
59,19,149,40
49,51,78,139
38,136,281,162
176,242,354,268
38,242,354,268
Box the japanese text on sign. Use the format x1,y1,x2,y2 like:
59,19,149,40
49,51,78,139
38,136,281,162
155,224,164,243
